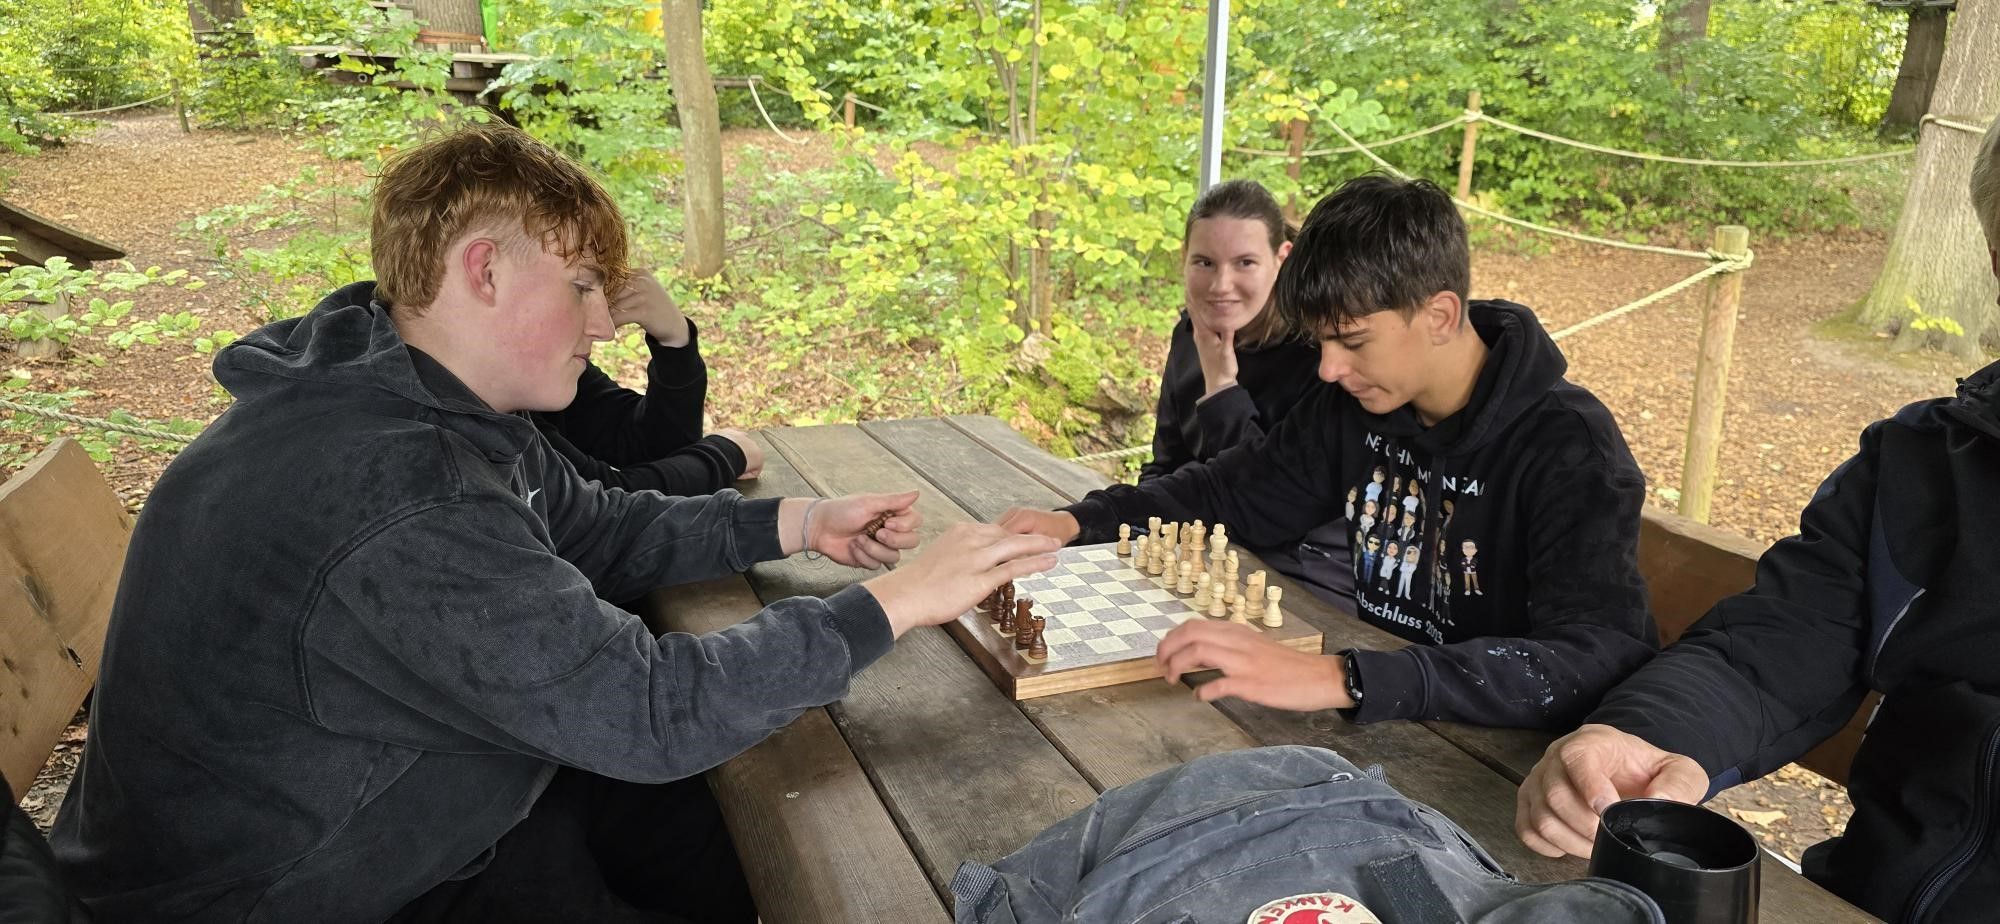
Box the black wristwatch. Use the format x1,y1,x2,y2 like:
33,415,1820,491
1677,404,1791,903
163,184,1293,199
1341,650,1365,706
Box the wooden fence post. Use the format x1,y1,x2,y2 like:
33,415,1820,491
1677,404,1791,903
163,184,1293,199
1456,89,1481,201
1679,225,1751,524
1286,118,1306,182
844,93,857,129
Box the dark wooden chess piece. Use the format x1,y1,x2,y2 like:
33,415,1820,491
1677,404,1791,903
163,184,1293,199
998,594,1017,635
1014,599,1035,650
1028,616,1048,661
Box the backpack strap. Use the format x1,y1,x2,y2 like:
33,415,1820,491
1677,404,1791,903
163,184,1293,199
1364,852,1466,924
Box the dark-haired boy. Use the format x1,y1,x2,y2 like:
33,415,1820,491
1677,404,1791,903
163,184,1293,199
1001,175,1655,730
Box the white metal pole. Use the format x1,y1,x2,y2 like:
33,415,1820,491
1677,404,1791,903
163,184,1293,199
1198,0,1230,194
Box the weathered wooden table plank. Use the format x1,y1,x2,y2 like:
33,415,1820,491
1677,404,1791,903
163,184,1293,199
750,425,1099,894
861,418,1263,790
643,575,944,924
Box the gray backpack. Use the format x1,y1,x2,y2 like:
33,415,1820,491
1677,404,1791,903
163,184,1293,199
951,745,1662,924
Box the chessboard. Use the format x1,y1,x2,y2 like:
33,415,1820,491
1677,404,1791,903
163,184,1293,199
945,527,1323,700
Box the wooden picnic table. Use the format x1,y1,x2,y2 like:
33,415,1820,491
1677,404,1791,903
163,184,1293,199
642,416,1878,924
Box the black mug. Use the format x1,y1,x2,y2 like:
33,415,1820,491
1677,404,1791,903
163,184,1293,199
1588,798,1760,924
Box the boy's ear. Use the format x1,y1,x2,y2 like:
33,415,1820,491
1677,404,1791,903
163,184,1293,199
1276,239,1294,262
460,237,503,306
1423,290,1463,343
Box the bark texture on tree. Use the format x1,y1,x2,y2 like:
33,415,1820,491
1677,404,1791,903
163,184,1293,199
661,0,726,278
1657,0,1711,80
1884,6,1952,133
1859,0,1999,358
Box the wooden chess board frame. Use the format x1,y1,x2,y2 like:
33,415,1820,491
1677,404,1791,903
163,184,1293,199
945,542,1324,700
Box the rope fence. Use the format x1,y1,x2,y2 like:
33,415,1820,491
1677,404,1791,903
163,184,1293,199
0,397,198,445
1471,111,1914,168
745,76,812,146
1547,249,1752,342
1231,97,1993,177
1230,115,1463,159
46,92,175,117
1923,114,1992,136
1317,112,1717,261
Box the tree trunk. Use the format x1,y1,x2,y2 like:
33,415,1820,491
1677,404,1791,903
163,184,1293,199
1657,0,1711,80
409,0,487,51
1027,0,1054,336
1858,0,2000,359
1882,6,1951,134
661,0,725,279
185,0,244,36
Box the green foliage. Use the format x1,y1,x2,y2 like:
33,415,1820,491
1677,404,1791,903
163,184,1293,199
0,254,205,354
186,163,374,321
488,0,688,251
1245,0,1906,233
1903,294,1967,340
0,0,188,147
0,373,202,466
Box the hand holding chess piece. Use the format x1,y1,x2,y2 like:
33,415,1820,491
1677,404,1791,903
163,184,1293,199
795,491,923,569
1154,619,1356,711
860,521,1059,639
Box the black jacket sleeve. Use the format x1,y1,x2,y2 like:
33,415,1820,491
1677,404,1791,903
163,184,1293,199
554,323,711,466
1193,384,1271,458
1586,425,1881,788
1065,386,1344,550
1347,440,1658,730
1139,380,1191,481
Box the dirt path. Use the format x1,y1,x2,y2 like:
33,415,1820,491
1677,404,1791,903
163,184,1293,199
10,114,1977,863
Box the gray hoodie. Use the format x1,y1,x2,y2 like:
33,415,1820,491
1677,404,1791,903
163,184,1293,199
51,282,892,921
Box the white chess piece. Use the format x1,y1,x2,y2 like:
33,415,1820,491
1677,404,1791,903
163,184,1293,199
1263,586,1284,628
1163,554,1179,587
1116,523,1131,556
1193,573,1212,609
1177,561,1195,595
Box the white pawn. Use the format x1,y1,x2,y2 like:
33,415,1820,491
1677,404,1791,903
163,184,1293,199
1263,586,1285,628
1208,593,1227,619
1177,560,1195,595
1148,516,1163,544
1228,595,1250,624
1163,554,1180,587
1116,523,1131,556
1193,572,1212,609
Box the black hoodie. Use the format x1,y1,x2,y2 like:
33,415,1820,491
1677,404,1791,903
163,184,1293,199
1139,312,1322,480
528,322,749,496
1063,300,1655,730
49,282,892,922
1588,360,2000,922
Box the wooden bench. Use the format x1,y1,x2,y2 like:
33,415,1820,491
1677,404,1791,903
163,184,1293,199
1,438,129,804
1638,508,1871,786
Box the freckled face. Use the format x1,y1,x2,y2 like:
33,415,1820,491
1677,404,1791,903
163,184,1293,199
488,244,615,412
